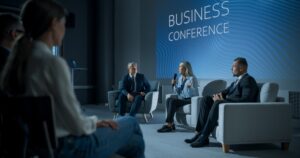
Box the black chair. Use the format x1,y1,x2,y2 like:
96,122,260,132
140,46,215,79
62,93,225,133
0,96,57,158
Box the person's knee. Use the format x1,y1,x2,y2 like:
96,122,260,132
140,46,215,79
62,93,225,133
203,96,211,101
201,96,213,105
117,116,139,128
169,98,178,106
118,94,128,106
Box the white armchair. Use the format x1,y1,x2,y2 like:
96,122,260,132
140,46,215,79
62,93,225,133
214,82,292,152
107,80,159,122
165,80,227,127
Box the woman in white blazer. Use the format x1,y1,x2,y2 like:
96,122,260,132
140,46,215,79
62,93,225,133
0,0,145,158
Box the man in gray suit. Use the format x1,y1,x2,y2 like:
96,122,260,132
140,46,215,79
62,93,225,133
185,57,259,148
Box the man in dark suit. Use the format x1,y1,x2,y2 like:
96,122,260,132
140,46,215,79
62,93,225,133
118,62,150,117
0,13,23,74
185,57,259,148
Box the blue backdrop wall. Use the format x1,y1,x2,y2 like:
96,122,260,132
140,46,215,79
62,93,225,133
156,0,300,86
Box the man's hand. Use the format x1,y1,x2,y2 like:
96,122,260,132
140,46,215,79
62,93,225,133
127,93,134,102
96,120,118,129
213,93,224,101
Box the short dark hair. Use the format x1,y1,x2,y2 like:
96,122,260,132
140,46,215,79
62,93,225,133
234,57,248,67
0,13,21,41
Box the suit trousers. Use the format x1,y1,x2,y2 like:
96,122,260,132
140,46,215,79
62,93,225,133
165,97,191,123
195,96,226,138
118,93,144,117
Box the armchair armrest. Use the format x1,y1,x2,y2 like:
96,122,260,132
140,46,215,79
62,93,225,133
189,96,204,127
144,91,159,113
107,90,120,112
166,94,178,100
217,102,292,144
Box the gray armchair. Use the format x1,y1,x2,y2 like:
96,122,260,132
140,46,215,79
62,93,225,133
213,82,292,152
107,80,159,122
166,79,227,127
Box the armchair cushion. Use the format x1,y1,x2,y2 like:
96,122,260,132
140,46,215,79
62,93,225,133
202,79,227,96
258,82,279,102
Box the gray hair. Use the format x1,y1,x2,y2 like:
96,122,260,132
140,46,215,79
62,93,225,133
127,62,137,69
179,61,194,76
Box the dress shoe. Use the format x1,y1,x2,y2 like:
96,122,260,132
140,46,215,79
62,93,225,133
157,124,176,133
190,135,209,148
184,133,200,143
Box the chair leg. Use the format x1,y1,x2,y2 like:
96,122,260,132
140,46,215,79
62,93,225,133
222,144,230,153
149,112,153,119
143,114,149,123
281,142,289,151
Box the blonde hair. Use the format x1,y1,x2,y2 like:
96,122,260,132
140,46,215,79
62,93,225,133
179,61,194,76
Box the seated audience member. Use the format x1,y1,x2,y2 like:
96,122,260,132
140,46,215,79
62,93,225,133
0,13,23,147
118,62,150,117
185,57,258,148
0,13,23,74
0,0,145,158
157,61,199,132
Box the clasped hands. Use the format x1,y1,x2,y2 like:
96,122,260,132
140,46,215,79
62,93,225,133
212,92,224,101
127,92,145,102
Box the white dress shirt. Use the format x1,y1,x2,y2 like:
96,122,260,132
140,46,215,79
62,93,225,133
25,41,97,138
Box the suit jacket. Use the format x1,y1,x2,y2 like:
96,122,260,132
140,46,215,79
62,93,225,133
221,73,258,102
0,46,10,74
120,73,150,96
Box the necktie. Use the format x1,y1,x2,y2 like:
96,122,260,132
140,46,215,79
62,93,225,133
131,76,136,92
133,76,136,92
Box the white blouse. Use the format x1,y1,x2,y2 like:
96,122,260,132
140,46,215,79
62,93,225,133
25,41,97,138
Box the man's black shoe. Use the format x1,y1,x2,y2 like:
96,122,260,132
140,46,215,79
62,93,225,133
190,136,209,148
157,124,175,133
184,133,200,143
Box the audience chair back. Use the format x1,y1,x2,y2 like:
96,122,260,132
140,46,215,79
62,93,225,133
0,96,56,158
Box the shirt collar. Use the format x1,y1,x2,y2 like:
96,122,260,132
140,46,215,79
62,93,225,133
129,73,136,78
237,73,247,80
33,40,52,54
